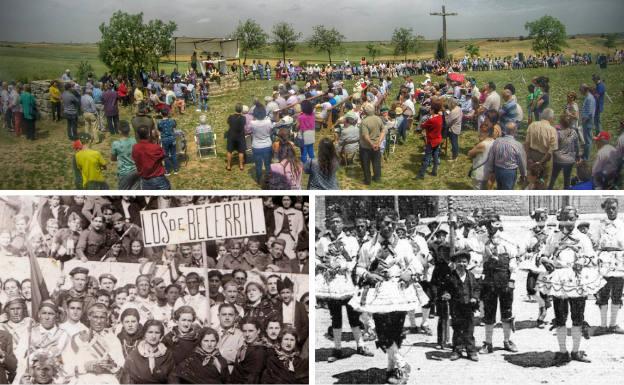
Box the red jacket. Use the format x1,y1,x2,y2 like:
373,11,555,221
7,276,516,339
132,140,166,178
422,114,443,148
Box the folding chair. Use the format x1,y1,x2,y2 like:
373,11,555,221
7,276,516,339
195,130,217,158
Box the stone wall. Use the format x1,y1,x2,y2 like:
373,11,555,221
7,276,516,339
30,80,65,120
206,73,240,97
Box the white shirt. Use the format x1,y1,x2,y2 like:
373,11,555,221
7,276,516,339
59,320,89,337
282,300,295,325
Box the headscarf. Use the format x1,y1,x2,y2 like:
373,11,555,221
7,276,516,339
193,346,223,373
136,340,167,374
275,347,300,372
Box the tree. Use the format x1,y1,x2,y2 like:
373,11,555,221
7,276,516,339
524,15,568,56
99,11,177,76
308,25,345,65
271,22,301,64
435,38,445,60
231,19,268,64
391,27,423,61
604,33,618,49
464,43,480,58
366,43,380,63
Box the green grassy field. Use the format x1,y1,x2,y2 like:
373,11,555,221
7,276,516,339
1,35,622,82
0,42,622,190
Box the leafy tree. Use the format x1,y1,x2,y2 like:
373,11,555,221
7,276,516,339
604,33,618,49
308,25,345,65
99,11,177,77
391,27,423,61
76,61,95,84
435,38,445,60
231,19,268,64
524,15,568,56
464,43,480,58
366,43,380,63
271,22,301,64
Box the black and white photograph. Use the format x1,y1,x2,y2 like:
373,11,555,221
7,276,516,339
315,195,623,384
0,195,309,384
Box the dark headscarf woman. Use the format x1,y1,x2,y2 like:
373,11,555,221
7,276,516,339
123,319,177,384
229,317,268,384
117,308,143,358
162,305,200,364
261,326,308,384
175,327,229,384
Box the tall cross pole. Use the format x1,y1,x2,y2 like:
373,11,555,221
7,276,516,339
430,5,458,59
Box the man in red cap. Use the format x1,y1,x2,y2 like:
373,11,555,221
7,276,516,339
592,131,619,189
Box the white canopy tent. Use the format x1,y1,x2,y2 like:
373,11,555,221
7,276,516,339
173,36,239,60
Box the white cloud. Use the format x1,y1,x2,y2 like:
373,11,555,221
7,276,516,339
197,17,211,24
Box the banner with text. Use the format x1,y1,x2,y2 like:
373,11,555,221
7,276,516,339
141,198,266,247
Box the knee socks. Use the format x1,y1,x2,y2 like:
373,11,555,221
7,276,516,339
556,326,567,353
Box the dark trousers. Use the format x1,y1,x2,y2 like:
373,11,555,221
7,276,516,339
23,118,35,140
596,276,624,306
66,114,78,140
106,114,119,134
141,175,171,190
51,101,61,121
494,166,517,190
449,132,459,159
360,147,381,184
450,302,476,353
482,285,514,324
327,298,362,329
436,299,450,345
373,311,407,350
526,271,539,296
549,162,573,190
553,296,585,327
4,108,12,129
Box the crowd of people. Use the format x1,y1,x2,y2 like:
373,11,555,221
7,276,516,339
238,51,624,82
0,195,310,384
315,197,623,384
1,48,622,190
225,61,621,190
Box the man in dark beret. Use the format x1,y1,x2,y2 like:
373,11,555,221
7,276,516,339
278,277,308,340
53,267,95,321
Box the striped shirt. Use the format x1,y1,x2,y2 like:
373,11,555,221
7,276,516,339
484,135,527,176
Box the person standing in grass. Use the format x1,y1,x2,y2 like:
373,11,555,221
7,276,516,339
75,139,109,190
19,84,37,141
48,80,61,122
580,84,596,161
80,87,98,141
62,82,80,140
132,125,170,190
102,82,119,135
416,100,443,180
111,121,140,190
548,116,580,190
298,100,316,163
226,103,247,172
156,108,179,176
250,103,273,183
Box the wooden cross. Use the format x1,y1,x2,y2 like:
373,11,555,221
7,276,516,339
430,5,458,59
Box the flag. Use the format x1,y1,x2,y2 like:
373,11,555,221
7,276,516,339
28,249,50,322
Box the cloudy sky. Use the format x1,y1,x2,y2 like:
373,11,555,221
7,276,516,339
0,0,622,43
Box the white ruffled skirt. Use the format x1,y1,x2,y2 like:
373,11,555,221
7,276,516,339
537,267,606,298
315,272,356,300
348,278,428,313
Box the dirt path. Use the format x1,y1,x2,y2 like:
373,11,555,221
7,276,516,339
314,271,624,384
